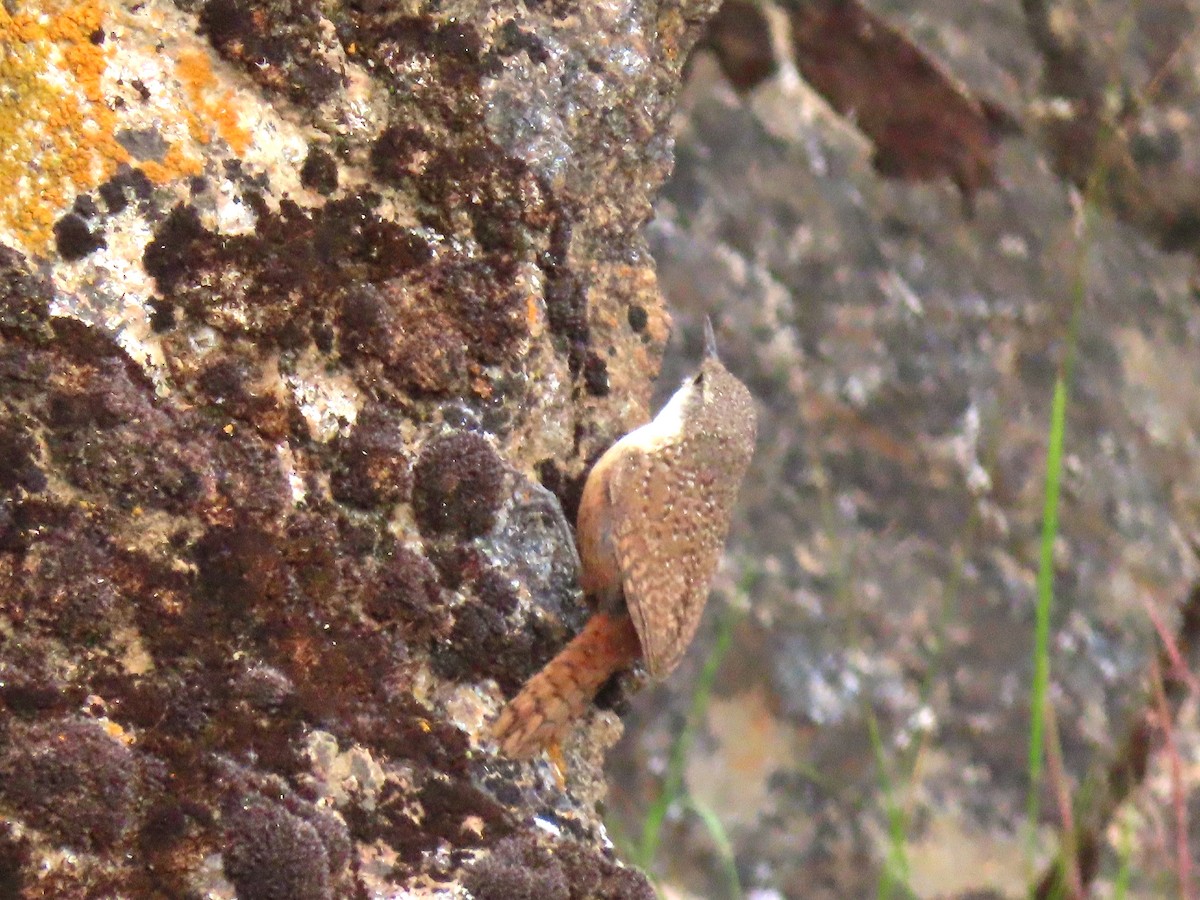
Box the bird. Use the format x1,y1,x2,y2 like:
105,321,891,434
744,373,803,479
493,317,757,758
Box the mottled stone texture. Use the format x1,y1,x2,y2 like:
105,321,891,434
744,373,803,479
0,0,709,895
607,2,1200,898
12,0,1200,897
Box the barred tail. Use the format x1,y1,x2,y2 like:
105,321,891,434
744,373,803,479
493,612,641,758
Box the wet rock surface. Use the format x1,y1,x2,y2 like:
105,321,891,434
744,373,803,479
606,2,1200,897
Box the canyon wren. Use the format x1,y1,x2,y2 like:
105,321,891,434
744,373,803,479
493,318,757,758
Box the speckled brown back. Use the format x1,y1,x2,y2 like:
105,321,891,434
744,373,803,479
608,358,756,679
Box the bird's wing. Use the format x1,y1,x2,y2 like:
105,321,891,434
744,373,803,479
607,442,733,679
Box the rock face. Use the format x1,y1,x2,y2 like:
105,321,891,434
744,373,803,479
0,0,713,895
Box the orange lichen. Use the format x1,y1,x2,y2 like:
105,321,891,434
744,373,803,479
0,1,259,255
142,142,204,185
177,49,252,157
525,293,543,337
0,0,129,252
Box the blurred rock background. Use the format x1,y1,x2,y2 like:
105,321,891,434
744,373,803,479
608,1,1200,898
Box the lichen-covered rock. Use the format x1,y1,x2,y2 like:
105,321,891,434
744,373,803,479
463,833,657,900
413,431,507,540
0,0,706,894
0,718,143,853
222,797,333,900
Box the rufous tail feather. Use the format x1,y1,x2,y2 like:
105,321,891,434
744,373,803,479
493,612,641,758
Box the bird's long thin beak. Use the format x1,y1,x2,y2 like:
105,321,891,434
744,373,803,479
703,316,719,359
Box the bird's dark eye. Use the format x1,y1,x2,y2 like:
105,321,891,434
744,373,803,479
694,372,704,386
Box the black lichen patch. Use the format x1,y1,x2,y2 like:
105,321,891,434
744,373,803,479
583,352,610,396
303,805,351,877
194,683,304,780
222,797,332,900
314,196,434,275
112,669,218,755
0,718,142,851
0,495,72,556
194,523,285,614
495,18,551,64
627,303,648,333
366,543,449,638
18,528,124,645
542,259,586,342
146,199,325,348
418,775,512,848
142,197,521,399
141,204,207,294
48,385,119,430
229,662,296,714
330,406,412,509
73,193,100,218
431,565,563,693
48,316,128,365
197,354,290,437
281,619,413,741
300,145,338,195
437,598,518,687
137,797,195,856
425,542,486,590
0,416,46,494
0,649,72,719
414,144,549,260
430,257,528,367
543,267,591,377
554,837,657,899
336,282,468,395
463,833,655,900
350,694,471,780
199,0,342,106
279,509,342,610
470,565,519,617
98,164,154,214
148,297,177,332
369,124,433,188
0,824,29,898
0,248,53,337
223,779,351,887
2,506,126,650
346,15,493,116
351,772,512,866
197,353,256,406
42,357,211,514
463,835,568,900
412,431,505,539
211,429,295,520
333,255,525,396
53,212,106,260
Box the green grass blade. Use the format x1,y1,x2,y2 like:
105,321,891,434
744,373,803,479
1113,808,1133,900
686,796,743,899
638,606,737,868
1026,373,1068,846
868,711,911,899
1026,187,1092,869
